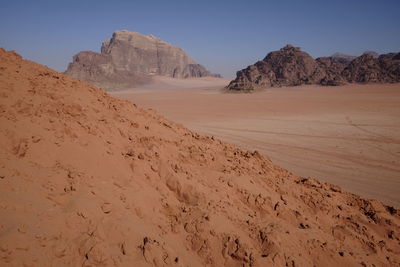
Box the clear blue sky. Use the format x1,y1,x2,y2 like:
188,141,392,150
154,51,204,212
1,0,399,78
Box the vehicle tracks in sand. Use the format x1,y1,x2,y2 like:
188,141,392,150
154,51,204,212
192,124,400,173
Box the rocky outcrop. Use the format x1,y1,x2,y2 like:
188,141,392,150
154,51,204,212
227,46,400,92
316,57,349,86
342,52,400,83
379,53,400,80
227,45,324,92
65,30,218,90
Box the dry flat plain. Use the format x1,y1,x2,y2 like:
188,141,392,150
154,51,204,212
114,79,400,207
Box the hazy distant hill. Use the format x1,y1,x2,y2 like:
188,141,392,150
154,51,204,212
331,52,357,62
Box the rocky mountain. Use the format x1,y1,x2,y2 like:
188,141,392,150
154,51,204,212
342,52,400,83
316,56,349,86
226,45,325,91
227,46,400,92
65,30,218,90
2,48,400,266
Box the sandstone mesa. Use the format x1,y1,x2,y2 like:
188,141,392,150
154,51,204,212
65,30,220,91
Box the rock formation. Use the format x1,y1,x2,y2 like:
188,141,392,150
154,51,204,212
2,47,400,266
342,52,400,83
65,30,218,90
316,56,349,86
227,45,324,92
227,45,400,92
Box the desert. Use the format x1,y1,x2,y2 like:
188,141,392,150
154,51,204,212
1,47,400,266
1,1,400,266
113,81,400,208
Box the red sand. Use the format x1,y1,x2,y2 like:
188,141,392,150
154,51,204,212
1,49,399,266
113,83,400,208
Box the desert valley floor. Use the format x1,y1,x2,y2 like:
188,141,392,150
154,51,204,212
114,79,400,207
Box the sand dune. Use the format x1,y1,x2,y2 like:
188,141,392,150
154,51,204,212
113,83,400,207
1,49,400,266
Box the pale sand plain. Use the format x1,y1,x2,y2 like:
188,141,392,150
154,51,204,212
113,79,400,207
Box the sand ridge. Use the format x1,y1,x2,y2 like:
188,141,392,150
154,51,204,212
1,48,399,266
113,84,400,207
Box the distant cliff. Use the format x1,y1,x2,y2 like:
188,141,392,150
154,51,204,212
227,45,400,92
65,30,219,90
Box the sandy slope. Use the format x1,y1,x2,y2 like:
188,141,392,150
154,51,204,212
1,48,400,266
113,84,400,208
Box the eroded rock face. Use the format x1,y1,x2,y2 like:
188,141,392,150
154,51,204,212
379,53,400,81
227,45,324,92
342,52,400,83
65,51,150,90
316,57,349,86
227,46,400,92
65,30,217,90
